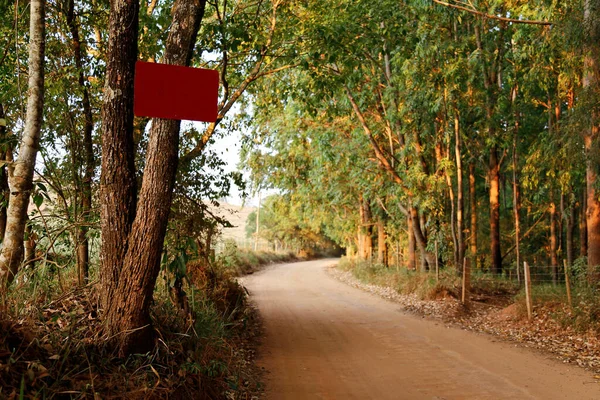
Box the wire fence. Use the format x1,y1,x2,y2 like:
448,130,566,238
457,260,600,319
353,254,596,316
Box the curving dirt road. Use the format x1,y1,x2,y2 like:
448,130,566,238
242,259,600,399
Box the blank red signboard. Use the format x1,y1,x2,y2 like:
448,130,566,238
134,61,219,122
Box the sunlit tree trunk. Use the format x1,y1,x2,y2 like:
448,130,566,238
358,197,373,260
584,0,600,281
511,84,521,280
0,0,45,287
411,206,434,271
377,219,387,266
407,215,416,270
454,110,464,270
489,146,502,274
567,199,575,267
550,201,559,283
469,163,477,269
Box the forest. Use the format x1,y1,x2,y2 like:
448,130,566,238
1,0,600,397
244,0,600,280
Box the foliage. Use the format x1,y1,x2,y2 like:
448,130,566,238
244,194,340,253
0,272,260,399
216,238,299,275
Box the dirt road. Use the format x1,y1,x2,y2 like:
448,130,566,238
241,259,600,400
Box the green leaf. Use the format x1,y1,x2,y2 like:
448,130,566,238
33,194,43,208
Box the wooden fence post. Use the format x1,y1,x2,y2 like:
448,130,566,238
524,261,533,321
563,259,572,310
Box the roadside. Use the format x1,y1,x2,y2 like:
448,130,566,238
328,264,600,374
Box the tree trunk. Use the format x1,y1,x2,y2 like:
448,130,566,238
512,84,521,281
99,0,140,309
454,110,464,270
585,129,600,277
584,0,600,281
438,141,458,267
377,219,387,266
359,198,373,260
356,225,363,259
24,222,37,269
0,104,9,241
0,0,45,287
67,0,95,285
410,206,434,271
102,0,207,355
407,215,416,270
489,146,502,274
560,193,565,260
469,163,477,269
513,133,521,281
550,201,559,283
581,189,588,258
567,199,575,267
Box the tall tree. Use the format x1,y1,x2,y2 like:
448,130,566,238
66,0,95,285
0,0,46,286
101,0,207,355
583,0,600,279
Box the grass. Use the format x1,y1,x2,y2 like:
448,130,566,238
0,245,279,399
216,239,302,276
339,256,600,334
337,257,458,300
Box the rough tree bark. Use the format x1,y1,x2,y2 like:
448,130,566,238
583,0,600,281
358,197,373,260
550,201,559,283
581,189,588,258
410,206,435,271
377,219,388,266
66,0,95,285
407,215,416,270
512,87,521,281
99,0,139,309
0,104,9,241
102,0,207,355
475,20,503,275
489,147,502,274
567,202,575,267
0,0,45,286
454,111,464,270
469,163,477,269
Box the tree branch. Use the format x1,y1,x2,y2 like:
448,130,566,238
432,0,552,26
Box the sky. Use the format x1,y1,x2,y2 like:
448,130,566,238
201,124,257,207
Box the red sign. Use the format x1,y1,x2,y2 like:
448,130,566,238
134,61,219,122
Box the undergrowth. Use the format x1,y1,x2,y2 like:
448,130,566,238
337,257,458,300
339,256,600,333
217,240,301,276
0,248,286,399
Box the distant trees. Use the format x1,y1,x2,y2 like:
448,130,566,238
243,0,600,281
245,194,334,252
